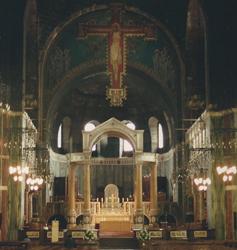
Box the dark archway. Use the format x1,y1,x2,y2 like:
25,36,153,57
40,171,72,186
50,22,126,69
144,215,150,225
76,214,84,225
158,213,176,227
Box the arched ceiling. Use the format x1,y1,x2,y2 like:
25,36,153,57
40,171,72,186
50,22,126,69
48,65,175,124
37,3,184,152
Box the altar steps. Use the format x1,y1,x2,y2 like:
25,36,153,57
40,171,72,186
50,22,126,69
99,237,139,249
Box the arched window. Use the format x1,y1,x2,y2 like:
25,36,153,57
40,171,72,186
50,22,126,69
57,117,72,151
84,122,96,151
57,123,62,148
149,117,165,151
84,122,95,132
63,117,71,151
158,123,164,149
120,121,135,156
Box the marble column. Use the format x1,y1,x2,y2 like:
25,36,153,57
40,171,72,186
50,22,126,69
134,154,143,224
1,158,9,240
24,190,29,224
150,163,158,223
200,191,205,223
225,186,234,240
28,192,33,223
194,189,201,223
83,156,91,226
67,163,76,228
0,110,9,240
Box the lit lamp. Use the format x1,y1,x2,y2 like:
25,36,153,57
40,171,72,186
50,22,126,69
26,176,44,191
194,176,211,191
9,165,29,182
216,164,237,240
216,165,237,182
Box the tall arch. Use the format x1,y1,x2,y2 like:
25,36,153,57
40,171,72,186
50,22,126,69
82,118,144,154
39,4,185,143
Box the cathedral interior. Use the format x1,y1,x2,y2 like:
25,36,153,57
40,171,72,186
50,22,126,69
0,0,236,246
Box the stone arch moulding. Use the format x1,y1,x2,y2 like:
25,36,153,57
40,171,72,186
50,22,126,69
82,117,144,154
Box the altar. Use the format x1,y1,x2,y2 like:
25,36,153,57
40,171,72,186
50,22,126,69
100,220,132,233
92,184,132,227
94,207,131,224
104,184,120,208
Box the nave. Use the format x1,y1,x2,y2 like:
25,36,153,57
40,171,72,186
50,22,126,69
0,0,236,243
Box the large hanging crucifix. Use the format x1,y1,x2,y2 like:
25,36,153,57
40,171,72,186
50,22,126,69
78,4,156,106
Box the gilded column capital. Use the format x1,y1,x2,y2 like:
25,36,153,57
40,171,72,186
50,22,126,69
135,152,143,165
69,162,77,169
83,151,91,164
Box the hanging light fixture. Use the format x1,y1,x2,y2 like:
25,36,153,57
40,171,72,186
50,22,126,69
23,141,50,190
5,111,50,189
26,176,44,191
193,176,211,191
9,165,29,182
193,167,211,191
216,165,237,182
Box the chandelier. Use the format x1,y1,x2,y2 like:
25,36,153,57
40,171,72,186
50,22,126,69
193,176,211,191
216,165,237,182
7,124,50,191
7,127,28,183
9,165,29,182
26,176,44,191
24,142,50,191
192,164,211,191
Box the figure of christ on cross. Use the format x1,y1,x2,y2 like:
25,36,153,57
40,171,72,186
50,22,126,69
77,5,156,106
109,24,123,88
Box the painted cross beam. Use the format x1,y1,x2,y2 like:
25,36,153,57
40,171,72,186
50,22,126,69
77,5,156,106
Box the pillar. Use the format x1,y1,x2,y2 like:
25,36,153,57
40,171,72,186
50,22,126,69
24,190,29,224
199,191,203,222
67,163,76,228
1,157,8,240
0,109,10,240
194,189,201,223
134,154,143,224
200,191,206,223
28,193,33,223
225,186,234,240
150,163,158,223
83,155,91,227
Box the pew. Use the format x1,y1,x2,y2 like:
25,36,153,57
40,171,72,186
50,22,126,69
0,241,28,250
